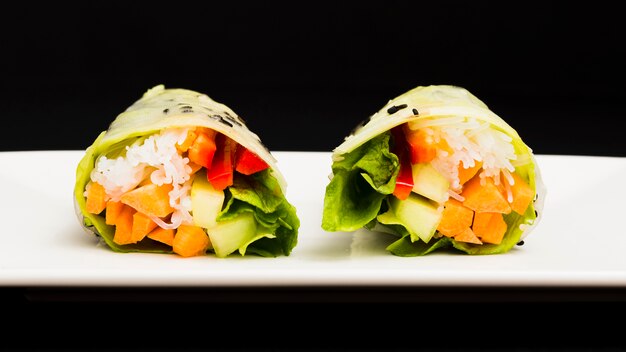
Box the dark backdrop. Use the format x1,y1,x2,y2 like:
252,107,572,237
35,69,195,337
1,2,626,349
1,1,624,155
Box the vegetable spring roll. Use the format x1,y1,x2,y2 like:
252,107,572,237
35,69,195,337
75,85,299,258
322,85,545,256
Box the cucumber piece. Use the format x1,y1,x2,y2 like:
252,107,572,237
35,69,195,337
388,193,442,243
191,171,225,229
207,212,257,257
411,163,449,203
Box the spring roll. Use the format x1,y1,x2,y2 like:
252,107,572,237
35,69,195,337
322,85,545,256
75,85,299,258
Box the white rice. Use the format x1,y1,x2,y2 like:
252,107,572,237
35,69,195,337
423,117,517,193
89,127,194,229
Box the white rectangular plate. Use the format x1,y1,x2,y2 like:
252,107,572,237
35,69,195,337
1,151,625,287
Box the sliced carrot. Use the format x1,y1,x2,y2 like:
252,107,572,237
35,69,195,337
113,205,136,245
176,129,198,153
472,212,494,237
437,199,474,237
473,212,507,245
187,129,217,168
147,226,175,247
454,227,483,244
458,161,483,185
462,175,511,214
509,172,534,215
173,225,210,257
120,183,174,218
85,182,107,214
105,201,125,225
403,127,437,164
131,212,158,243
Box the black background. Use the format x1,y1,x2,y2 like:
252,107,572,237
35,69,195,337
0,1,625,155
1,1,626,350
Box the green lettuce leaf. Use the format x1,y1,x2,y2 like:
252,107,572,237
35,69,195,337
321,132,399,231
215,170,299,257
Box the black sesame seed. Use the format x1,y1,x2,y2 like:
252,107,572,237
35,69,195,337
387,104,408,114
534,193,538,201
517,241,525,246
163,108,169,114
212,115,233,127
223,114,242,127
412,108,419,115
534,210,538,217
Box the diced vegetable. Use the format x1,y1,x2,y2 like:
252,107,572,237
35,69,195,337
207,212,257,258
411,163,450,203
403,126,437,164
437,199,474,237
113,205,136,245
176,129,198,153
85,182,107,214
462,175,511,214
388,193,441,243
207,134,237,191
458,161,483,185
105,201,124,225
509,172,534,215
191,170,224,228
391,127,413,200
473,212,507,244
454,227,483,244
471,212,493,237
187,129,217,168
120,183,174,218
147,226,175,246
131,212,158,243
173,225,210,257
235,147,269,175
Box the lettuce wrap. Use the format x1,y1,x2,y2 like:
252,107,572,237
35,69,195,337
75,85,299,258
322,85,545,256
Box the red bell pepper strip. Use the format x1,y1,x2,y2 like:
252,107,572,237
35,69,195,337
207,134,237,191
391,126,414,200
235,147,269,175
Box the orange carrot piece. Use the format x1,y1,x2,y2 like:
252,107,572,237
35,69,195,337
454,227,483,244
85,182,107,214
113,205,136,245
474,212,507,244
437,199,474,237
176,129,198,153
173,225,210,257
147,226,175,247
403,127,437,164
187,129,217,168
458,161,483,185
510,173,534,215
131,212,158,243
105,201,125,225
120,183,174,218
472,212,494,237
462,175,511,214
